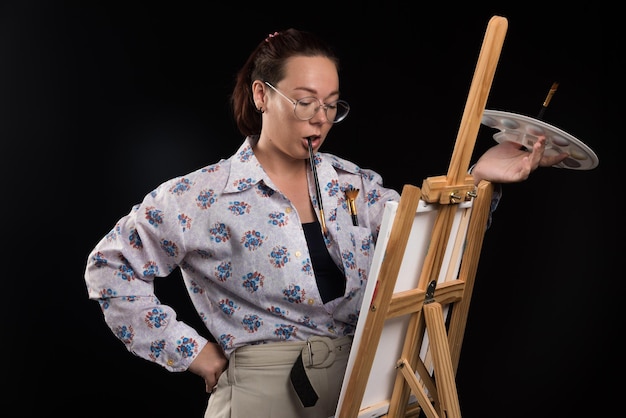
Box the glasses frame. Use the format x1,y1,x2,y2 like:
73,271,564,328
264,81,350,123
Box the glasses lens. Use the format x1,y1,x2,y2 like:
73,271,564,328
294,97,319,120
294,98,350,123
332,101,350,123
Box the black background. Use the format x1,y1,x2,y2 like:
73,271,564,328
2,1,621,417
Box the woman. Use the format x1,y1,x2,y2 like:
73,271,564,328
84,28,566,418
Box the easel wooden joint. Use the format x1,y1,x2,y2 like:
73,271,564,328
335,15,507,418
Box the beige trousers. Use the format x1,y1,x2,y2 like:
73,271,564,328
204,336,352,418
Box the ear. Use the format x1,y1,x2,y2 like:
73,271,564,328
252,80,267,112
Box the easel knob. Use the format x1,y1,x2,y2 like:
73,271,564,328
421,174,477,204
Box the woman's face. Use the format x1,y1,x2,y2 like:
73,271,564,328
258,55,340,162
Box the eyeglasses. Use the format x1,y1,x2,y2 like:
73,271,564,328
264,82,350,123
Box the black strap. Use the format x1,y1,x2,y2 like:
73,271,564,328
289,351,319,407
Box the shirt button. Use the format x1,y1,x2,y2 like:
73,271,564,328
307,298,315,305
285,207,292,214
295,251,302,258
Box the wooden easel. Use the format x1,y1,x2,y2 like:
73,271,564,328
335,16,508,418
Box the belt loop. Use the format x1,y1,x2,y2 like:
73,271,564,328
227,349,236,385
306,340,313,366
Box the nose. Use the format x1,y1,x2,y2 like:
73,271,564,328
310,104,329,124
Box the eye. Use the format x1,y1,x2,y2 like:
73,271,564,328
297,97,318,108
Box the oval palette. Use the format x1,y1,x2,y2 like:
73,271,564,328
481,109,599,170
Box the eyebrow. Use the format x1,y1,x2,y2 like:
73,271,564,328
292,86,341,101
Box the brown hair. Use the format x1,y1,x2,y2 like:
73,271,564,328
231,28,340,137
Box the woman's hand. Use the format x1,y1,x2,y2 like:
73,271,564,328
188,342,229,393
471,136,569,185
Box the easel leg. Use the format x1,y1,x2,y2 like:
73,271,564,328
423,301,461,418
397,357,439,418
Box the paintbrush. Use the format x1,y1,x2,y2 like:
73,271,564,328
345,188,360,226
537,81,559,119
307,138,327,236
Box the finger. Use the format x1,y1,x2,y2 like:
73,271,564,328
204,376,217,393
205,369,224,393
527,137,547,170
206,382,218,393
540,152,569,167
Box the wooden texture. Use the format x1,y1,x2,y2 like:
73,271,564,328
422,15,508,203
336,184,422,418
336,15,507,417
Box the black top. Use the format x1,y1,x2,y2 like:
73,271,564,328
302,221,346,303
